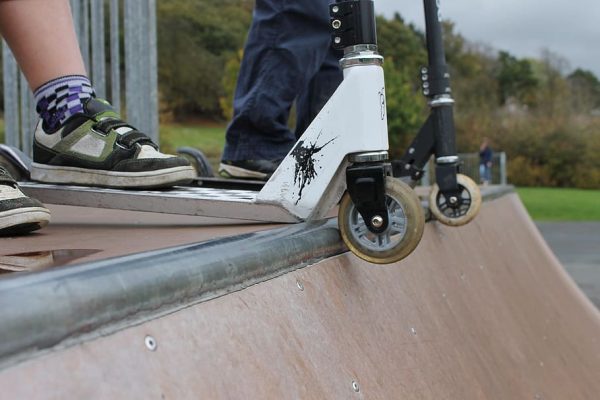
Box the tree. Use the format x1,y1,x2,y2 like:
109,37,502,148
383,58,426,156
568,68,600,112
157,0,252,119
376,15,427,155
496,51,538,106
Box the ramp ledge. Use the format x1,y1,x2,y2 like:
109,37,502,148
0,185,512,369
0,220,345,369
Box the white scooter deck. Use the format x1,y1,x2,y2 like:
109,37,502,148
18,182,300,223
0,143,291,222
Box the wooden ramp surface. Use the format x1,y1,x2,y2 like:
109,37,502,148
0,193,599,399
0,204,281,269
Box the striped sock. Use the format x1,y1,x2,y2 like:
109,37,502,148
34,75,95,133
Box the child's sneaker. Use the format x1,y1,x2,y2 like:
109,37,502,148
31,98,195,189
0,166,50,236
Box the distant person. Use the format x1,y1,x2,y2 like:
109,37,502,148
479,138,493,185
219,0,343,180
0,0,194,236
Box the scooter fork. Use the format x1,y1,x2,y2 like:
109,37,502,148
257,0,425,264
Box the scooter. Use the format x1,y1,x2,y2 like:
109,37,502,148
173,0,480,229
392,0,481,226
0,0,479,264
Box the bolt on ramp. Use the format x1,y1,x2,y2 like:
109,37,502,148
0,188,598,399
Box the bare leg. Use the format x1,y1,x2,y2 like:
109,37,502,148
0,0,194,191
0,0,86,90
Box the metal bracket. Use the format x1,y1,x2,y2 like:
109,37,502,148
420,66,452,98
392,116,435,182
330,0,376,50
346,163,388,234
433,162,467,212
435,163,459,193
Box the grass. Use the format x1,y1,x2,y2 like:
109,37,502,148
516,187,600,221
159,123,226,172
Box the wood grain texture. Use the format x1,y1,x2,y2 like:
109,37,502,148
1,194,599,399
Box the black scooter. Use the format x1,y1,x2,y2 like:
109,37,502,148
391,0,481,226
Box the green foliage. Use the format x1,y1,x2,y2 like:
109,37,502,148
428,27,599,189
219,50,243,121
377,14,426,75
496,51,538,106
157,0,252,118
568,68,600,111
572,128,600,189
152,5,599,189
439,22,500,150
382,58,425,156
376,15,427,155
160,123,226,171
485,115,600,189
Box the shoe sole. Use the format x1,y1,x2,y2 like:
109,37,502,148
218,163,269,180
30,163,196,189
0,207,51,235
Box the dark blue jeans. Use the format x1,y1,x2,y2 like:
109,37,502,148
222,0,343,162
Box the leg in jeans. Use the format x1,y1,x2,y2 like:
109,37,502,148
295,47,343,138
220,0,342,180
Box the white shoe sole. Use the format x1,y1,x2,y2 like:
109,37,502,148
0,207,51,232
218,163,268,180
30,163,196,189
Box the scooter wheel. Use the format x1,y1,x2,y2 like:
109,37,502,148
338,178,425,265
176,147,214,177
429,173,481,226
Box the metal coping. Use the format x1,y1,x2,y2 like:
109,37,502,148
0,185,513,369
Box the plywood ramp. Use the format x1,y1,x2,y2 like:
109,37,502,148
1,193,599,399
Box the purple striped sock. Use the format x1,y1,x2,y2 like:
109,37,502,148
34,75,95,133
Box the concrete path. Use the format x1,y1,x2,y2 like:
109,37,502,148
537,222,600,308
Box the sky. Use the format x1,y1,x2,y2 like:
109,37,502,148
375,0,600,78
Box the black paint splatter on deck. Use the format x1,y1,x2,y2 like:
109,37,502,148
291,133,337,205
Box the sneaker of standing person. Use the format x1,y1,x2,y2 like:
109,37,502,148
30,75,195,189
218,159,280,181
0,165,50,236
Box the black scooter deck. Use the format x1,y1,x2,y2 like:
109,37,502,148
192,176,264,191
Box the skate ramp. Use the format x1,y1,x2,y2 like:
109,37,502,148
0,189,599,399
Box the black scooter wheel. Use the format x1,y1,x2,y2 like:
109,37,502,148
0,153,26,181
429,174,481,226
176,147,214,177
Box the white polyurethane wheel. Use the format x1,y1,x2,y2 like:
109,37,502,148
429,173,481,226
338,177,425,265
